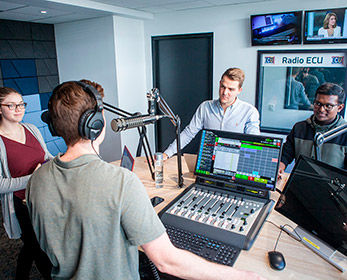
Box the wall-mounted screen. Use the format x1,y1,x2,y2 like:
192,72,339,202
251,11,302,46
304,8,347,44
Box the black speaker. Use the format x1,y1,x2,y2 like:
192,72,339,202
41,81,104,141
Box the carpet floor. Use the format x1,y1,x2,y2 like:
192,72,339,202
0,207,43,280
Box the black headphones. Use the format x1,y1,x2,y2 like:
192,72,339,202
41,81,105,141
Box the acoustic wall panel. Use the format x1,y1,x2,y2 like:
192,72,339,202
0,19,64,156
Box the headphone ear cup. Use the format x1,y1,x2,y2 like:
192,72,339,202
78,109,104,141
41,110,59,137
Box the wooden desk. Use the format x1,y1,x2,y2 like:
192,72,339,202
113,156,347,279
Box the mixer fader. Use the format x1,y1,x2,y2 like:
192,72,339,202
168,185,265,235
160,184,274,250
159,129,281,264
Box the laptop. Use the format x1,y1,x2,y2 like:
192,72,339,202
120,145,135,171
159,129,283,266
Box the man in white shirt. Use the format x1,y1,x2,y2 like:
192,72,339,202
164,67,260,159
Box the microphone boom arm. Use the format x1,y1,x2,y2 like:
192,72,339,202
103,102,155,180
149,88,184,188
314,122,347,161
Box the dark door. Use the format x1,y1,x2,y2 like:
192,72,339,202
152,33,213,154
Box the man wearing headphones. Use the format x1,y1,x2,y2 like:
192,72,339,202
26,80,265,280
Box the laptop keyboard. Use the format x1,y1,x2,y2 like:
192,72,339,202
165,225,241,267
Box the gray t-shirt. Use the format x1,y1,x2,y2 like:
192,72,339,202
26,154,165,279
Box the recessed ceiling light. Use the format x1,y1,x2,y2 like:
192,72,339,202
40,10,47,14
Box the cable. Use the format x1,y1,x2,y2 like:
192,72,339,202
149,258,161,280
266,220,302,251
91,141,102,160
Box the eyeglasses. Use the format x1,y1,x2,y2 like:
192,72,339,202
313,100,339,112
0,103,27,110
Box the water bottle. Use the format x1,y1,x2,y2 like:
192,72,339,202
154,152,164,188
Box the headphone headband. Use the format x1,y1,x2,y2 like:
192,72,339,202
42,80,105,141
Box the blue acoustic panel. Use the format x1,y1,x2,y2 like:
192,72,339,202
42,125,57,142
54,138,67,153
22,111,43,128
0,63,2,79
3,77,39,95
1,59,36,78
23,94,41,113
14,59,36,77
39,127,66,156
39,92,52,110
38,126,45,136
46,141,60,156
0,60,19,78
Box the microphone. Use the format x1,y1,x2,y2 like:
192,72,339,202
147,88,159,115
111,114,165,132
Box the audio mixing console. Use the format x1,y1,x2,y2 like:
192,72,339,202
159,184,274,251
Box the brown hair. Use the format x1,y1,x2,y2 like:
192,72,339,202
221,68,245,88
323,12,337,29
0,87,23,120
48,79,104,146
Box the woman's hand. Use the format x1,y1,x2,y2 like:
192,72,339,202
34,163,41,172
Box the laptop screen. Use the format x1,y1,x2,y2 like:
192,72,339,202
120,145,135,171
195,129,282,192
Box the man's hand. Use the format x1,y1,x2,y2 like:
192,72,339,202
277,162,286,181
163,153,169,161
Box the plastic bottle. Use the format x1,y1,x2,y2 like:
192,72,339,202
154,152,164,188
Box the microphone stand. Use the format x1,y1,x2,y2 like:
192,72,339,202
103,102,155,180
148,89,184,188
314,122,347,161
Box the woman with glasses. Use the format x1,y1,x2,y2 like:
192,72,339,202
0,87,52,279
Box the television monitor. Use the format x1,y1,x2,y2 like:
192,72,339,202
304,8,347,44
251,11,302,46
275,155,347,271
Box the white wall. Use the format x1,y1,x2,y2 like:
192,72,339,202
54,0,347,161
113,16,152,158
55,16,121,162
144,0,347,110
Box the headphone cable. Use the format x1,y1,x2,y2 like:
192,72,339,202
91,140,102,160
